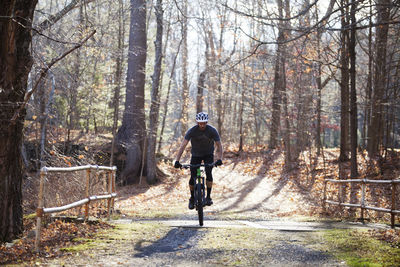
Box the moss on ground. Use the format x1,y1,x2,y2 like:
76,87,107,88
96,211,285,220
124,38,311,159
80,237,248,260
323,229,400,267
61,222,169,254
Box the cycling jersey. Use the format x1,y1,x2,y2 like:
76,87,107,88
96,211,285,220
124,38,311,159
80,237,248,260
184,125,220,157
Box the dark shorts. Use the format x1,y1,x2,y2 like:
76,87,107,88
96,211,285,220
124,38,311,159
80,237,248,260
189,154,214,186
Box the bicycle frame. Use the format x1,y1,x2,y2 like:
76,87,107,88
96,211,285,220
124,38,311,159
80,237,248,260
182,162,216,226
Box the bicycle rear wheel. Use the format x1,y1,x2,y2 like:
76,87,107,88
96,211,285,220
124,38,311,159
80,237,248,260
196,184,204,226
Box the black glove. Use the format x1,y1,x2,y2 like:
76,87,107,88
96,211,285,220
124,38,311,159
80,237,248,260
215,159,223,166
174,160,182,169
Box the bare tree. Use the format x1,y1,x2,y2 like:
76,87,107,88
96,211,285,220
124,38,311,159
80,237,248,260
368,0,391,158
196,71,207,113
147,0,164,184
158,38,182,153
110,0,125,166
269,0,287,149
180,0,189,135
0,0,38,243
349,0,358,178
339,0,350,162
117,0,147,184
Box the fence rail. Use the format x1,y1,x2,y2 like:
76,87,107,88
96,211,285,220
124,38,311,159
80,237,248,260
323,178,399,228
35,165,117,252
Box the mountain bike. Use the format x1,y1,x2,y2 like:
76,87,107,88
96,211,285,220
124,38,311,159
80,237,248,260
182,162,216,226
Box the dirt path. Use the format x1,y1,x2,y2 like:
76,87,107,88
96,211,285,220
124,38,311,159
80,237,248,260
37,219,350,266
35,160,388,266
115,156,325,221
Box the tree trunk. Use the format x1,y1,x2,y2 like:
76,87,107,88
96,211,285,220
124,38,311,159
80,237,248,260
117,0,147,184
269,40,282,149
368,0,390,158
362,1,373,149
147,0,163,185
269,0,288,149
282,54,291,168
180,1,189,135
349,0,358,178
110,0,125,166
315,9,323,155
157,39,182,153
238,61,246,152
339,0,350,162
349,0,358,216
69,4,83,131
0,0,38,242
196,71,206,113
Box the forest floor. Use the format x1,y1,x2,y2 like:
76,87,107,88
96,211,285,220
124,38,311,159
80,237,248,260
2,144,400,266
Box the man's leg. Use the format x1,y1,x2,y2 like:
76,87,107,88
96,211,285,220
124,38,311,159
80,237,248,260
204,154,214,205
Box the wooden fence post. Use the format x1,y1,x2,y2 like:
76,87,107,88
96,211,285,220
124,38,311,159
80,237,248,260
84,168,91,220
361,179,366,223
107,170,112,220
322,180,327,213
35,169,46,252
112,169,116,207
391,180,396,228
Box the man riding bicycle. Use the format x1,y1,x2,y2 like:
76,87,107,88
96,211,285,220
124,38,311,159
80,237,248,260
174,112,223,209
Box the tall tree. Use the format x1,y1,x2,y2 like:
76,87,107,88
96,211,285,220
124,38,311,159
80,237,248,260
180,0,189,135
269,0,287,149
110,0,125,166
339,0,350,162
147,0,163,184
158,39,182,153
368,0,391,157
117,0,147,184
0,0,38,242
196,71,206,113
349,0,358,178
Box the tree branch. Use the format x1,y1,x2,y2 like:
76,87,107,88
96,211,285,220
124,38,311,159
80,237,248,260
10,30,96,123
34,0,94,35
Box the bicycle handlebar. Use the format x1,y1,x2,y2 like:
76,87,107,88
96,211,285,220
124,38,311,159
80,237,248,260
181,162,218,169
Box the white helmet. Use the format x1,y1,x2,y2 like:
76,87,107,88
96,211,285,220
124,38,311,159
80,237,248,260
196,112,209,122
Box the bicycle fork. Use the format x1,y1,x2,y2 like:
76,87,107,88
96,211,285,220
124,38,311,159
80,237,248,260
195,168,205,209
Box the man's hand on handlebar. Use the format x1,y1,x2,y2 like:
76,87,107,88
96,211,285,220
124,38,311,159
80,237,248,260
174,160,182,169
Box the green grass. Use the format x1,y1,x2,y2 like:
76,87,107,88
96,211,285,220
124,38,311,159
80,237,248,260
324,229,400,267
60,221,169,253
61,239,97,252
23,213,37,220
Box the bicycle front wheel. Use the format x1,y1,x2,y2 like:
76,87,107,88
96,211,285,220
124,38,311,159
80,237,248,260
196,185,204,226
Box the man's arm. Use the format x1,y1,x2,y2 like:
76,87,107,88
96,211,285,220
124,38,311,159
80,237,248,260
175,139,189,162
215,141,223,161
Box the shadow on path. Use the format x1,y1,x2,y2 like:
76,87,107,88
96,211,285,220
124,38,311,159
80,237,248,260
226,171,291,214
220,150,281,212
134,227,203,258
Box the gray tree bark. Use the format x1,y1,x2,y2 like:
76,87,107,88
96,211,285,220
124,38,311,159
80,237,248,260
147,0,163,185
117,0,147,184
269,0,286,149
339,0,350,162
349,0,358,178
368,0,391,158
110,0,125,166
180,1,189,135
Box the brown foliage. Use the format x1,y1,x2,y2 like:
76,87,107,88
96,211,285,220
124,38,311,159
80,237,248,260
0,217,112,265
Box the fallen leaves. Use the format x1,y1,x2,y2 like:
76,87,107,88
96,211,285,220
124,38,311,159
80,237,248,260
0,218,112,265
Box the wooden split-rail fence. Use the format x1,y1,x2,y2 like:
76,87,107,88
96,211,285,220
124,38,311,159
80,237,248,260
35,165,117,252
323,178,400,228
